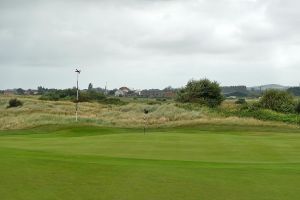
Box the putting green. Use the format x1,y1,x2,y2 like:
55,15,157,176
0,125,299,200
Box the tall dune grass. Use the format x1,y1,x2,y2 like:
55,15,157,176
0,95,296,130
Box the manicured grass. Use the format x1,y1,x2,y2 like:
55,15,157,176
0,125,300,200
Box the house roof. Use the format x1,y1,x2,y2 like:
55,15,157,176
119,87,130,91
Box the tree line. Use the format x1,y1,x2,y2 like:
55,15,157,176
3,79,300,115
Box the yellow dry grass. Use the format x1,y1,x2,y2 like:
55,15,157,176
0,95,296,130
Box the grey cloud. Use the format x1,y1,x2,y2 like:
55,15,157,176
1,0,300,89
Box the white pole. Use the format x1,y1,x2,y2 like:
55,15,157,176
76,71,79,122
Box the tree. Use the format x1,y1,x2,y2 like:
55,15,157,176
88,83,93,91
108,89,117,96
259,89,295,113
163,86,174,91
37,86,47,95
176,79,224,107
16,88,25,95
287,87,300,96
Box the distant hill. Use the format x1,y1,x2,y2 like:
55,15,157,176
221,86,249,97
248,84,290,91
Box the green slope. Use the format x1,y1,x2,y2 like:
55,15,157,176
0,125,299,200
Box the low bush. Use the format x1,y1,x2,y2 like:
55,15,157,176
235,98,246,104
39,92,60,101
40,88,77,101
228,102,299,124
78,90,106,102
147,101,162,105
156,98,167,102
101,98,127,105
7,98,23,108
259,89,295,113
295,101,300,114
40,89,106,102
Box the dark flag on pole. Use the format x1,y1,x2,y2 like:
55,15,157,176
144,109,149,134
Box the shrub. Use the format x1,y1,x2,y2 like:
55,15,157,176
259,89,295,113
156,98,167,102
147,101,161,105
79,90,106,102
7,98,23,108
176,79,224,107
40,89,106,102
39,92,60,101
101,98,127,105
287,87,300,96
235,98,246,104
230,102,298,124
295,101,300,114
40,88,77,101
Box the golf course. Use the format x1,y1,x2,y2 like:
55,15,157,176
3,0,300,198
1,124,299,200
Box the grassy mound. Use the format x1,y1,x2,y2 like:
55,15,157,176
0,95,297,130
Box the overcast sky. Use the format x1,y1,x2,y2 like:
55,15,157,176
1,0,300,90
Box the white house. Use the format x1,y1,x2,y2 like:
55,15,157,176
115,90,125,97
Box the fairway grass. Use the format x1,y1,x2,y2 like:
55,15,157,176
0,125,300,200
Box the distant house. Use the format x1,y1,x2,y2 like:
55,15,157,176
3,90,15,95
119,87,130,93
114,87,131,97
134,89,142,96
115,90,125,97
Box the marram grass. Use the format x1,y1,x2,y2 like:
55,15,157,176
0,95,297,130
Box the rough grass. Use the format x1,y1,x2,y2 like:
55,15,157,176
217,100,300,124
0,125,300,200
0,95,297,130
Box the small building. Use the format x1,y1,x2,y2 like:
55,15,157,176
119,87,130,93
115,87,131,97
115,90,125,97
134,89,142,96
3,90,15,96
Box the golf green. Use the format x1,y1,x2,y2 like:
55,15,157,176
0,125,299,200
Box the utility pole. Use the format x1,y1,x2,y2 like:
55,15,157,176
75,69,81,122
